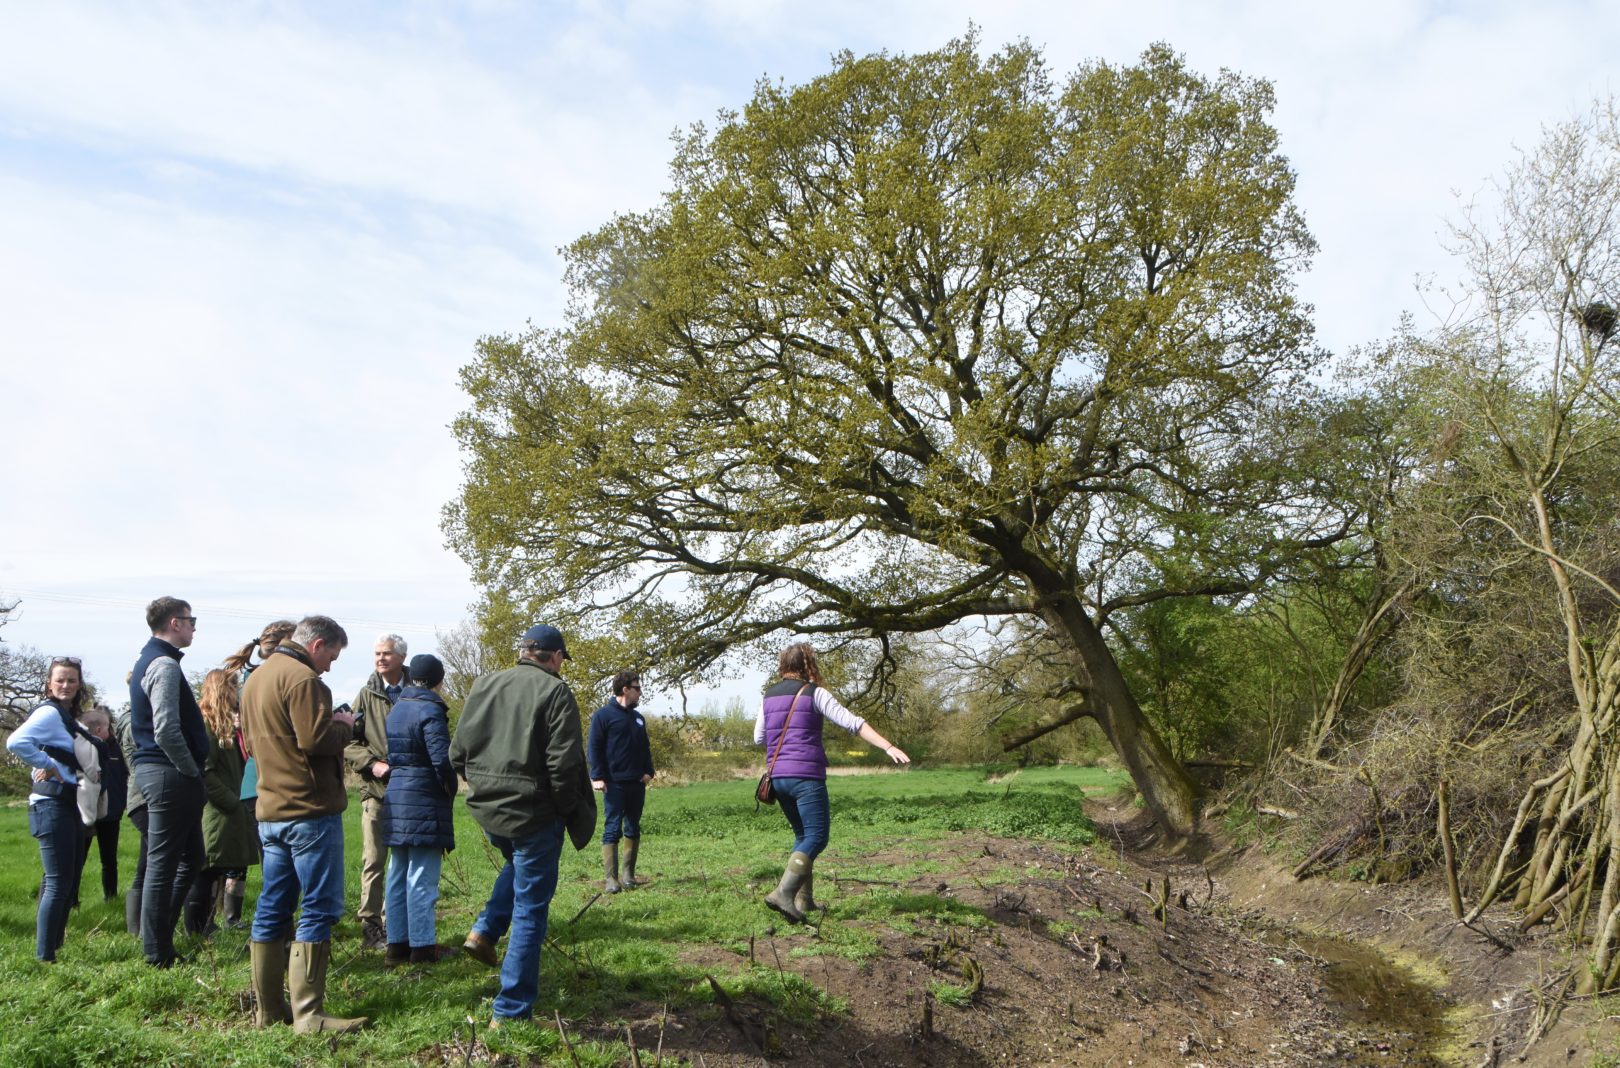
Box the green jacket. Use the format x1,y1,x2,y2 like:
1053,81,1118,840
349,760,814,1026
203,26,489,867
450,660,595,847
345,670,399,803
203,732,258,870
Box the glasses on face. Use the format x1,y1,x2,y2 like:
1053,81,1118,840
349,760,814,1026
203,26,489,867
51,656,83,668
176,616,198,626
626,683,642,691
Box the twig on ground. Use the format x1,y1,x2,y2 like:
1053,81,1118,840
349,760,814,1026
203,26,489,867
626,1023,643,1068
706,975,765,1055
566,892,602,926
553,1010,583,1068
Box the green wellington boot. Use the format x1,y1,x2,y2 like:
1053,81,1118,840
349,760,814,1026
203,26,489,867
793,857,822,914
622,836,641,888
289,941,370,1033
763,851,810,924
250,939,293,1027
603,842,621,894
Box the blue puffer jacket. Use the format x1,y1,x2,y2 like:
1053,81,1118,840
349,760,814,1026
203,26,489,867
379,687,457,851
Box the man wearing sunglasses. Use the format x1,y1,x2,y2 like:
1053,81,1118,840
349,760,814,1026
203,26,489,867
127,596,209,968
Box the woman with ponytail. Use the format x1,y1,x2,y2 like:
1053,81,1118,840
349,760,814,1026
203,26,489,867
755,642,910,925
220,621,292,928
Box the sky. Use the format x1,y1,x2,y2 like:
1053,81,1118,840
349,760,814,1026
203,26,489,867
1,0,1615,711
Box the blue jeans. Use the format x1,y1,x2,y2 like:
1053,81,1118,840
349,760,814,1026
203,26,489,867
488,822,565,1020
135,762,206,965
471,832,516,943
385,846,444,948
254,814,345,943
601,781,646,844
771,777,830,859
29,796,82,961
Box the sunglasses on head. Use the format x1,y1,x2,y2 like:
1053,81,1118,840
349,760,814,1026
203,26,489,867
50,656,82,668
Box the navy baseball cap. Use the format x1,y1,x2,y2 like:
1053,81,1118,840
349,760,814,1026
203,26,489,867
520,623,571,660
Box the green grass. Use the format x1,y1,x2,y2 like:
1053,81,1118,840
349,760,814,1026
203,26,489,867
0,763,1119,1065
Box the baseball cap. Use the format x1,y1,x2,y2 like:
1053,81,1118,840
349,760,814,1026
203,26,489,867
520,623,571,660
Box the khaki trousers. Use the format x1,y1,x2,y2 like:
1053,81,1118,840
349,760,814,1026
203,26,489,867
357,796,385,923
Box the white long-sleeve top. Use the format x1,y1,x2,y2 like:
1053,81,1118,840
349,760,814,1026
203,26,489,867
753,685,866,745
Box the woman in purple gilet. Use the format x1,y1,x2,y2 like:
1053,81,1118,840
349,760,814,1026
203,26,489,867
755,642,909,924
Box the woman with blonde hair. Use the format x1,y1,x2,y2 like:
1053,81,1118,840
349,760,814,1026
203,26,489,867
183,668,258,936
755,642,910,924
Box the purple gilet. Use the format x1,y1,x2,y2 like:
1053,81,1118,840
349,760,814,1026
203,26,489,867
761,679,826,780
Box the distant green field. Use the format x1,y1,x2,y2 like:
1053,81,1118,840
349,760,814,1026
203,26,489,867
0,764,1119,1066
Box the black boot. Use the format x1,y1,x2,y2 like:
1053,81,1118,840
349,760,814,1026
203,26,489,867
223,887,248,930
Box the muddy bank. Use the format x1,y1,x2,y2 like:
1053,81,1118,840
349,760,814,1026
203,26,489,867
591,833,1465,1067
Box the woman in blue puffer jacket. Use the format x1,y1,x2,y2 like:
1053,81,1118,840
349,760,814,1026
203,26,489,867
379,654,457,965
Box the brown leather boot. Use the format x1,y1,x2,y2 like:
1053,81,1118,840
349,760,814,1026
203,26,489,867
289,941,370,1033
462,930,499,968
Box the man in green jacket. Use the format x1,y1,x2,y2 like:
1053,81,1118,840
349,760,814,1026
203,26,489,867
344,633,408,950
451,623,595,1024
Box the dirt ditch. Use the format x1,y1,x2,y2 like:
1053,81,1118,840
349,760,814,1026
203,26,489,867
581,841,1465,1065
493,801,1612,1067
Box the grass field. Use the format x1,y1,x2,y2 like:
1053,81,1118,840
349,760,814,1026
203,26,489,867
0,765,1120,1066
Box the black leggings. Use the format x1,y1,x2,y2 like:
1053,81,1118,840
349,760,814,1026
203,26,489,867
76,817,122,901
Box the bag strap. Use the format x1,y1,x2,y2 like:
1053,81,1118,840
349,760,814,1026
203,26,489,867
765,685,810,778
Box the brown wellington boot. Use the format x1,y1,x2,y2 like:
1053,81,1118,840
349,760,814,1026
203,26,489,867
793,858,822,914
763,851,810,925
289,941,370,1033
602,842,621,894
250,939,292,1027
462,930,499,968
621,836,641,889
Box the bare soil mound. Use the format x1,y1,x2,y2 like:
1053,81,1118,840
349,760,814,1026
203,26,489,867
568,832,1462,1066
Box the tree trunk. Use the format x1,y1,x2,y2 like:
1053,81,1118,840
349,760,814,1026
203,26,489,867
1305,572,1417,760
1036,591,1199,839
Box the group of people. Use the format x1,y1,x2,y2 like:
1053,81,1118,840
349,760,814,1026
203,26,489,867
8,597,910,1032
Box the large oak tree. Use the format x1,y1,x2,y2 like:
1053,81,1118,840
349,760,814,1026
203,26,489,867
447,38,1334,837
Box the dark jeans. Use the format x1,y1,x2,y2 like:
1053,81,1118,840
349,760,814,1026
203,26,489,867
601,781,646,844
29,796,82,961
135,763,206,966
77,816,122,902
129,806,150,892
771,776,831,859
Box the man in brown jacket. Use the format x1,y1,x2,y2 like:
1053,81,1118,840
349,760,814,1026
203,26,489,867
240,615,368,1033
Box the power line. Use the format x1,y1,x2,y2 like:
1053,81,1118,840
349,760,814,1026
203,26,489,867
1,586,453,633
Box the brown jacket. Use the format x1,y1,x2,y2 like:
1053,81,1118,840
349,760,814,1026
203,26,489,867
241,640,353,823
